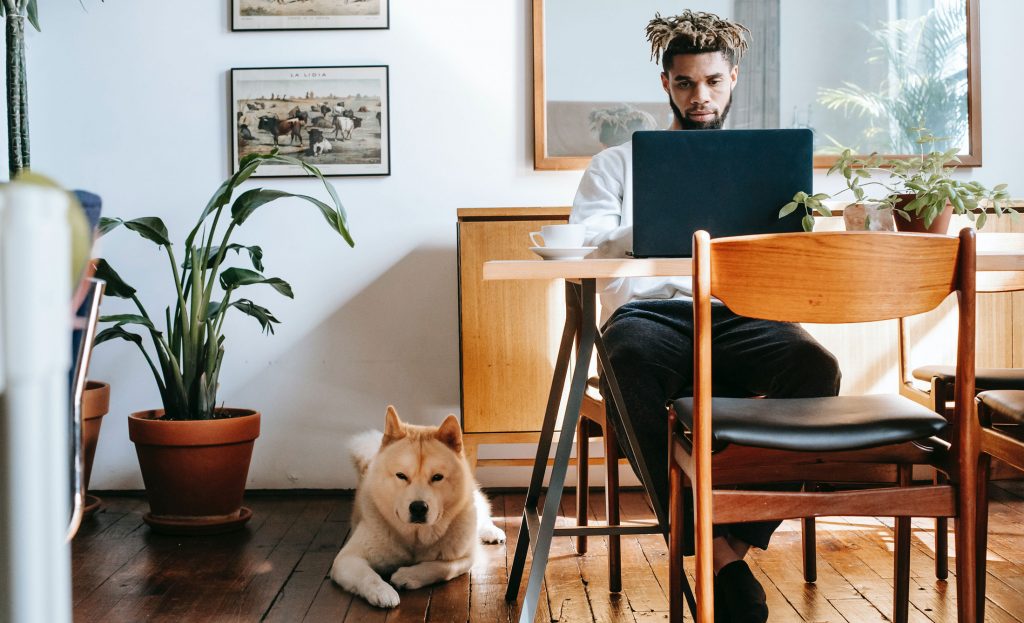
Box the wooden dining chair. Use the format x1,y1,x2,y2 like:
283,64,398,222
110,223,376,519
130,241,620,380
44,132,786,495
668,229,980,623
897,264,1024,579
975,389,1024,623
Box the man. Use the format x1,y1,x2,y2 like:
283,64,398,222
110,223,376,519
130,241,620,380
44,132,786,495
569,11,841,623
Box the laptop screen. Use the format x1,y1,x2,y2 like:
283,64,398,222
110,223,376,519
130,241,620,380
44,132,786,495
631,129,812,258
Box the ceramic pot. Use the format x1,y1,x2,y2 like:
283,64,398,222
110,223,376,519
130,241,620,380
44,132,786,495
128,408,260,535
892,193,954,234
81,381,110,515
842,203,895,231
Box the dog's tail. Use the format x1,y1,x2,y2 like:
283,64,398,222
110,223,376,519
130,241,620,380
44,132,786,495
349,430,384,477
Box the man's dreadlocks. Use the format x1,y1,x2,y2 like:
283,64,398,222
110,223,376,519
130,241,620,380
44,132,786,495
645,10,750,71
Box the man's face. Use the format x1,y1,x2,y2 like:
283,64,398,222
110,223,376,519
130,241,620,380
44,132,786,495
661,52,738,130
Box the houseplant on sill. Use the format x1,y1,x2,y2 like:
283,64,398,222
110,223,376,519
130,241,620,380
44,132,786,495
94,151,353,534
780,130,1015,233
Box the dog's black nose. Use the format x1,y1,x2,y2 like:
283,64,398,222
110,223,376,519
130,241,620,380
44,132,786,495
409,500,429,522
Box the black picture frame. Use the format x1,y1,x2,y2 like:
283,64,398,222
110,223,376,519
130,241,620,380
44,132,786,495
231,65,391,178
232,0,389,31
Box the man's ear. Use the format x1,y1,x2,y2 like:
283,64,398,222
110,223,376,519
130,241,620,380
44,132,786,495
435,414,463,454
661,71,670,95
730,64,739,88
382,405,406,446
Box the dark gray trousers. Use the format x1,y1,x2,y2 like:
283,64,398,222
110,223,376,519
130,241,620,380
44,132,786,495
599,299,842,553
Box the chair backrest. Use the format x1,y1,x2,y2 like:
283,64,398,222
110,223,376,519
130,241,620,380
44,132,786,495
691,228,977,475
696,231,970,324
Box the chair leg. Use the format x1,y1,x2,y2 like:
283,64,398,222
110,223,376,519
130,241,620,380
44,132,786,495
976,453,991,623
801,481,817,583
576,418,589,555
955,456,980,623
935,471,949,580
802,517,817,583
894,465,913,623
669,441,686,623
605,420,622,593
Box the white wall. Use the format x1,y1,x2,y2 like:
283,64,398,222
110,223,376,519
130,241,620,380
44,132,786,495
7,0,1024,490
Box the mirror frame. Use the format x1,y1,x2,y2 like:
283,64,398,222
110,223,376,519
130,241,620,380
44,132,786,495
532,0,982,170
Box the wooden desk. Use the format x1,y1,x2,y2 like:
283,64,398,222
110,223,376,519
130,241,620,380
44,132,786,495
485,233,1024,623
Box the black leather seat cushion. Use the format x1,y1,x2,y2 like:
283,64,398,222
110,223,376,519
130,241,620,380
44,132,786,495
913,365,1024,391
978,390,1024,424
673,395,947,452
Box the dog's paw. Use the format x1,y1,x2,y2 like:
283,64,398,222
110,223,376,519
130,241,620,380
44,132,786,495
479,523,507,544
362,582,401,608
390,565,434,590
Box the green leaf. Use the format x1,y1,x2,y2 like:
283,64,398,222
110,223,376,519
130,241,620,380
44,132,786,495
93,258,137,298
219,267,294,298
186,243,264,272
206,300,222,320
230,188,292,225
817,204,833,218
230,299,281,334
94,325,143,346
801,215,815,232
976,212,988,230
98,217,123,236
994,183,1008,192
99,313,156,330
123,216,171,247
26,0,39,31
778,202,798,218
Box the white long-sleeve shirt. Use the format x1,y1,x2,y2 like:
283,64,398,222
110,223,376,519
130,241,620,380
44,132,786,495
570,141,695,324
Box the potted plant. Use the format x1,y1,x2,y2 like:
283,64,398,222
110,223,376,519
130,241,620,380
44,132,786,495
780,129,1015,233
94,151,353,534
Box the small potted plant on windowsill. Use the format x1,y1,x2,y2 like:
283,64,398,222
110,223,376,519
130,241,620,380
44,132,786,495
780,129,1015,233
94,151,353,534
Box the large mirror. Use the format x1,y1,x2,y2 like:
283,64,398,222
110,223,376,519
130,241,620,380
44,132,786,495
533,0,981,170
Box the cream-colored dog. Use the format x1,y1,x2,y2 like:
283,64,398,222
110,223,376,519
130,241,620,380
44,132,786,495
330,406,506,608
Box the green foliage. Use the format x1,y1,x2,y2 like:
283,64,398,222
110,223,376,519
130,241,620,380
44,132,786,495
95,151,354,420
780,129,1014,231
817,4,968,154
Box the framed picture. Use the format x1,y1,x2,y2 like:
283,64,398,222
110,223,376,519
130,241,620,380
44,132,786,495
231,65,390,177
232,0,389,31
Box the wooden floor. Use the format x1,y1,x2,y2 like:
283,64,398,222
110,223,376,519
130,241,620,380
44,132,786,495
72,483,1024,622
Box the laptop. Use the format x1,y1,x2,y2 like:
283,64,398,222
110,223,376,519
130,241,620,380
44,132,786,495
631,129,812,258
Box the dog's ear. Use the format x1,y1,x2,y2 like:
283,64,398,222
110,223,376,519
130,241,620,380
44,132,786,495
435,414,463,454
382,405,406,446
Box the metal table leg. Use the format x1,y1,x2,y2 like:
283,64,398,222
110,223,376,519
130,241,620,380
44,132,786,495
505,280,685,622
504,281,582,605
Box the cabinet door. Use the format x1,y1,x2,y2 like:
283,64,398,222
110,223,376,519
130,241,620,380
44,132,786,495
459,218,567,433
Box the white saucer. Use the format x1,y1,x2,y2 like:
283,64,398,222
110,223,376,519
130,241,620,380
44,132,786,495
530,246,597,261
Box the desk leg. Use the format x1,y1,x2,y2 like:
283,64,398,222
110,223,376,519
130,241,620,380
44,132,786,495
505,281,581,604
508,281,597,623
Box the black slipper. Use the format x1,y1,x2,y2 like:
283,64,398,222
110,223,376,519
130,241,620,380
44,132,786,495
715,560,768,623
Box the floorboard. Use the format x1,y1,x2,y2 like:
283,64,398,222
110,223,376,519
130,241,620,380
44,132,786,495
70,487,1024,622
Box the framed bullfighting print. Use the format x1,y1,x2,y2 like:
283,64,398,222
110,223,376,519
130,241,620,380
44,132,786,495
231,66,390,177
232,0,389,31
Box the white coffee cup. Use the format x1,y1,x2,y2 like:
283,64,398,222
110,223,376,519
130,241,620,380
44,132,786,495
529,224,586,248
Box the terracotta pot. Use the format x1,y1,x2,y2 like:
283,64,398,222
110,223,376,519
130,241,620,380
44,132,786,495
892,193,954,234
128,408,260,535
81,381,110,515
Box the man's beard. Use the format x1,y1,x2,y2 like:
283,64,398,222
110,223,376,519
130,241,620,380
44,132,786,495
670,93,733,130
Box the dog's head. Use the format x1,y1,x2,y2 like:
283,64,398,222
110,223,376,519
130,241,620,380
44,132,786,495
366,406,472,530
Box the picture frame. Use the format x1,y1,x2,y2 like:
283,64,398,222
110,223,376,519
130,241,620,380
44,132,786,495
232,0,389,31
231,65,390,177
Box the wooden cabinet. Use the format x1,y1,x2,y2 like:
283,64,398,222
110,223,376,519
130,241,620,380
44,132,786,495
457,207,571,468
